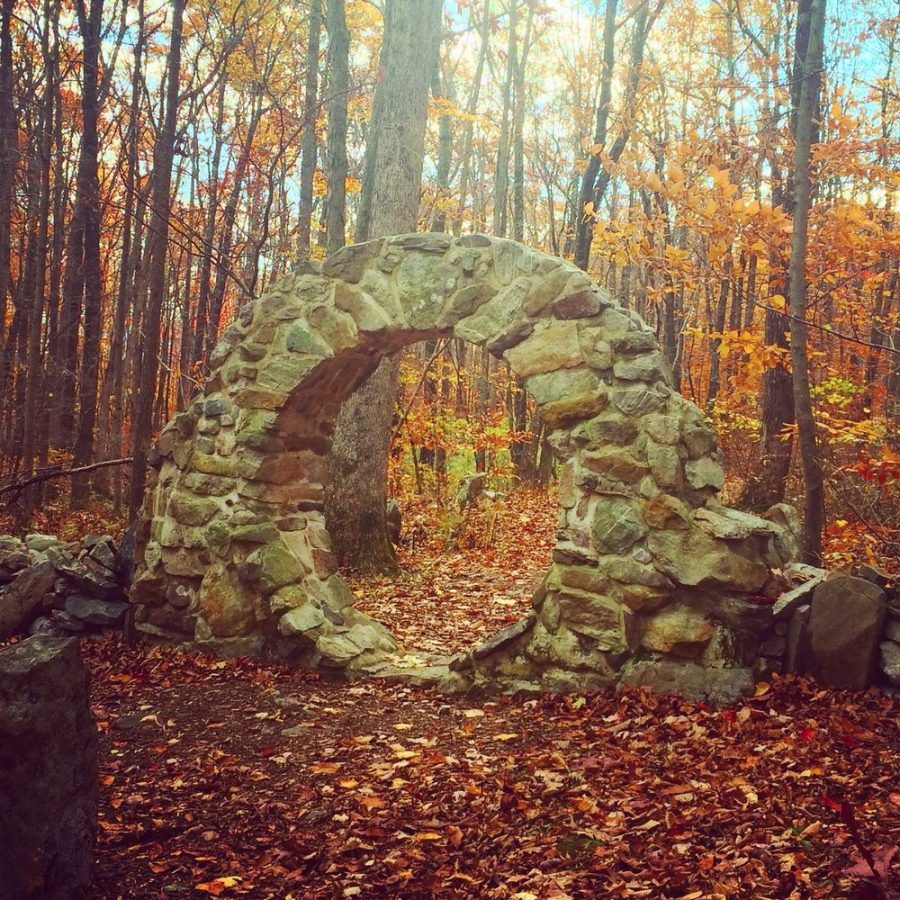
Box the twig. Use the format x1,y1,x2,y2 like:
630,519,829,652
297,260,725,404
0,458,134,500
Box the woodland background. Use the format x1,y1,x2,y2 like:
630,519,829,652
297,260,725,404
0,0,897,569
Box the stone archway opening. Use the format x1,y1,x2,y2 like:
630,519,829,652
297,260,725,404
132,233,801,701
347,342,560,662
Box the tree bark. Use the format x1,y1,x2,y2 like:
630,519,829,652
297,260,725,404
324,0,349,255
787,0,826,561
129,0,186,518
192,71,227,365
70,0,105,507
573,0,617,270
492,1,517,238
0,0,15,349
20,0,57,514
452,0,489,236
297,0,322,259
325,0,443,572
574,0,658,272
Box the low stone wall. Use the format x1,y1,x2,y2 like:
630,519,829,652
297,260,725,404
0,533,131,641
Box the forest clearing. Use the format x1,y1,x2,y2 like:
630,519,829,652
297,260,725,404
0,0,898,896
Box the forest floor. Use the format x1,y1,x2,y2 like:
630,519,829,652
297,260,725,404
82,490,900,898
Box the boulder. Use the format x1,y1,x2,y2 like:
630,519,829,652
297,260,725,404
278,603,326,636
809,576,887,689
0,636,97,899
783,603,813,675
86,537,123,577
858,563,896,597
0,546,32,578
24,533,63,553
771,565,827,620
45,549,122,601
648,529,768,593
0,561,57,639
198,565,257,639
618,659,753,706
472,614,535,660
64,594,129,628
641,604,715,658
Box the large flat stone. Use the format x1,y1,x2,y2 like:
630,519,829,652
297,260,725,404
810,576,887,689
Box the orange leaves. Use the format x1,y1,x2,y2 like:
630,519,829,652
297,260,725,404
195,876,242,895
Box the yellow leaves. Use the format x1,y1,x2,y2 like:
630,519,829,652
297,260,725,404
710,167,730,190
768,294,788,312
195,876,242,895
311,761,342,774
644,171,664,194
667,162,685,185
390,743,419,760
493,733,519,742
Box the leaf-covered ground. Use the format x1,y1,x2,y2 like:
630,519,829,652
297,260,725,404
82,491,900,897
350,488,556,657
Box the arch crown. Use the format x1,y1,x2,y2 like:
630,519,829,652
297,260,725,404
133,233,798,698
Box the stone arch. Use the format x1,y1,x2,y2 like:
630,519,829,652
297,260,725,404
133,233,799,697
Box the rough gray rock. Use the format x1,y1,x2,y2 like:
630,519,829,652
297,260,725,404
771,565,828,620
64,594,129,627
456,473,487,510
618,659,754,706
810,576,887,689
0,561,56,640
0,636,97,899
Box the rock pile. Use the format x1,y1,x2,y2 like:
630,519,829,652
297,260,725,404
0,533,130,641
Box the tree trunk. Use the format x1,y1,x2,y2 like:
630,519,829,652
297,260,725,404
492,1,517,238
297,0,322,259
324,0,349,255
574,0,657,272
0,0,15,348
70,0,105,508
204,94,264,357
452,0,489,236
511,2,534,242
192,71,227,365
325,0,443,572
787,0,826,561
20,0,57,514
573,0,617,270
129,0,185,518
